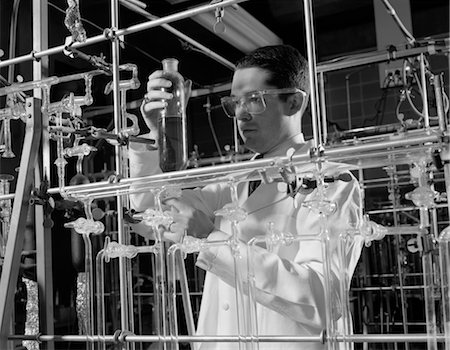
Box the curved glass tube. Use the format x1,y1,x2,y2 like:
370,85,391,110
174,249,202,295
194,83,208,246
215,180,254,350
95,244,107,350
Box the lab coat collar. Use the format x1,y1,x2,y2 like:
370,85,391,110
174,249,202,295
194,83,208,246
254,133,307,159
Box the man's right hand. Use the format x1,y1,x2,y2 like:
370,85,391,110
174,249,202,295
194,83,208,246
140,70,173,133
140,70,192,133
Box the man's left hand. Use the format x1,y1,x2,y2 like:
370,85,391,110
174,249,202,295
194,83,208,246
163,198,215,242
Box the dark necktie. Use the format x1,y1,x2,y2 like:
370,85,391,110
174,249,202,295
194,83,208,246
248,154,263,196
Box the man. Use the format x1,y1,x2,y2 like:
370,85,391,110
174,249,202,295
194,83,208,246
130,45,363,349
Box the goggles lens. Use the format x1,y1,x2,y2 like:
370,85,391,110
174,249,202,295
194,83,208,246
220,88,305,118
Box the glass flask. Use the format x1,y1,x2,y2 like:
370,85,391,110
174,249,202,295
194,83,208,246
158,58,188,172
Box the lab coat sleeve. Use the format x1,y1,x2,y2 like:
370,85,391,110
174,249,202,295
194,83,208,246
128,138,229,234
196,177,364,329
128,133,162,211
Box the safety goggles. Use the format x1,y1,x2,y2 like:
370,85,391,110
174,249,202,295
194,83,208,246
220,88,306,118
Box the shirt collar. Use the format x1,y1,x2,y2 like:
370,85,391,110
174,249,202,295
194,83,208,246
255,133,308,159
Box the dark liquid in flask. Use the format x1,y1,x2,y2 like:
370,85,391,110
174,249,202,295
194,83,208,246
158,58,187,172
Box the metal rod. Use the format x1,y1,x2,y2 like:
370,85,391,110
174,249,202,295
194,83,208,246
380,0,416,45
55,130,443,198
367,204,448,215
6,333,447,343
0,0,247,69
119,0,235,70
318,72,328,143
303,0,321,150
390,166,410,350
0,130,443,203
419,53,430,128
0,69,107,97
432,73,448,131
0,98,42,349
317,41,449,73
108,0,133,342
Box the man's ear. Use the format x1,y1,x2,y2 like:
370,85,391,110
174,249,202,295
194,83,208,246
284,92,307,116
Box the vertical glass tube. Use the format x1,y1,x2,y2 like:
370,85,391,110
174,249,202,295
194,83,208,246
230,221,250,350
0,175,13,259
422,237,438,350
439,227,450,350
152,190,169,350
167,245,179,350
389,165,410,350
167,243,199,349
158,58,188,172
227,181,254,350
337,233,352,350
2,119,14,158
179,259,196,349
417,163,438,350
246,243,260,350
95,250,107,350
54,111,67,189
321,226,339,350
82,233,95,350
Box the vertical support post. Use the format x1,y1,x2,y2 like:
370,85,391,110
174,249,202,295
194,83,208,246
0,98,42,349
302,0,322,152
109,0,134,343
33,1,54,349
419,53,430,129
318,72,327,144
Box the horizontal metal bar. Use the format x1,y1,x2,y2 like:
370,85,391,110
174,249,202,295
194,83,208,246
8,333,446,343
366,203,449,215
351,285,426,292
0,128,443,202
317,39,450,73
57,128,445,199
119,0,235,70
0,69,106,96
10,333,323,343
0,0,246,69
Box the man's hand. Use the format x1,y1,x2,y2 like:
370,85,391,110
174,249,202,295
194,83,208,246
140,70,192,133
163,197,215,242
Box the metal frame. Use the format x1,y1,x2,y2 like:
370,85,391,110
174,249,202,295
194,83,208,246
0,98,42,348
0,0,448,348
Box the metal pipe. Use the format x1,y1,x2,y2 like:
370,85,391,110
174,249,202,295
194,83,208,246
0,69,106,97
0,98,42,349
419,54,430,128
108,0,133,343
303,0,321,150
317,41,449,74
432,73,448,131
318,72,328,144
367,204,448,215
389,166,410,350
0,132,442,202
6,333,447,343
8,0,21,83
380,0,416,46
345,74,352,130
0,0,247,69
29,131,441,200
119,0,235,70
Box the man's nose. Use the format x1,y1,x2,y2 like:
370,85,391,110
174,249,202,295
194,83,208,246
235,104,251,120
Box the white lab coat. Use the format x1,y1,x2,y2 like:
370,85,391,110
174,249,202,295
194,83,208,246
129,134,364,350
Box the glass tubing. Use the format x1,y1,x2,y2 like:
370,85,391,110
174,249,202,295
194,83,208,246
0,0,448,347
0,67,446,346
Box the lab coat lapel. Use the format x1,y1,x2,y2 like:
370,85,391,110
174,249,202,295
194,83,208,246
243,181,288,214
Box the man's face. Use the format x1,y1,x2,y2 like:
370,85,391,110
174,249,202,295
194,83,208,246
231,67,293,154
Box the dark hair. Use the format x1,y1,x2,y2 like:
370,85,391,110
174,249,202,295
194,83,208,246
235,45,309,94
